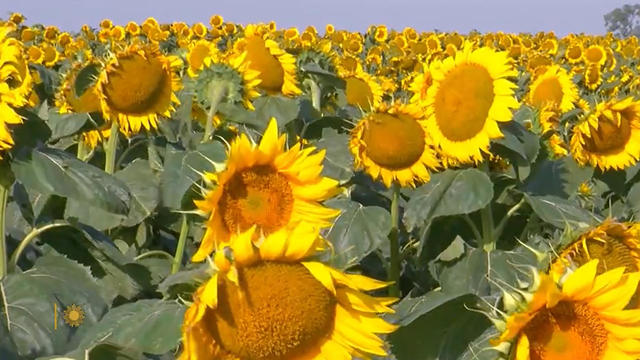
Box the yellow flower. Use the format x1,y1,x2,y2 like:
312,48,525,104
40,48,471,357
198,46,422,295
56,61,102,114
350,102,439,187
570,97,640,170
337,57,382,112
192,118,340,262
96,44,182,136
179,224,397,360
0,25,32,157
424,45,519,163
551,220,640,281
237,31,301,96
493,260,640,360
564,42,583,64
584,63,602,90
584,44,606,66
527,65,578,113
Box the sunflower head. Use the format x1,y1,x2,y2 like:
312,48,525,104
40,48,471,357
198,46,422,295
570,97,640,170
350,102,439,187
493,260,640,360
584,44,606,66
527,65,578,113
96,44,183,136
425,45,519,163
336,59,383,112
192,118,340,262
180,223,397,360
56,61,102,114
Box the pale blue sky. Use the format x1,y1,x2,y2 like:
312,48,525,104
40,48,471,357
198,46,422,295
0,0,632,35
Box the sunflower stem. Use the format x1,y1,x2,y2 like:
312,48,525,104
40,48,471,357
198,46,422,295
388,182,401,297
171,214,189,274
309,79,322,112
76,137,88,161
202,83,227,143
0,182,8,281
104,121,119,174
9,221,72,270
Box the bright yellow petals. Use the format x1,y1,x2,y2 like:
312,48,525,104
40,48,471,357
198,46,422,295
425,45,519,163
0,25,32,157
192,118,340,262
495,260,640,360
241,35,301,96
350,103,439,187
527,65,578,113
584,44,606,66
570,97,640,170
180,222,397,360
96,44,182,136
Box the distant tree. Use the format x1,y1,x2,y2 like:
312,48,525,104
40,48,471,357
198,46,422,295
605,4,640,37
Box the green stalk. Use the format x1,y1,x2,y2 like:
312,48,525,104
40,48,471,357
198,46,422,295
9,221,71,270
202,83,227,143
104,121,119,174
309,79,322,112
76,137,88,161
480,161,495,251
388,182,401,297
0,183,8,280
171,214,189,274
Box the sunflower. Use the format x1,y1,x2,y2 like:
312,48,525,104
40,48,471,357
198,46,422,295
570,97,640,170
0,25,32,157
424,45,519,163
192,118,340,262
179,224,398,360
408,63,432,106
350,102,439,187
551,220,640,281
564,42,583,64
56,61,102,114
584,44,606,66
336,57,383,112
584,64,602,90
236,29,301,96
527,65,578,113
96,44,182,136
493,260,640,360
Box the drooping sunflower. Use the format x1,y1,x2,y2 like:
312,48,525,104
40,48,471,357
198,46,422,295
179,224,397,360
56,61,102,114
584,63,602,91
96,44,182,136
493,260,640,360
0,25,32,157
236,28,301,96
350,102,439,187
527,65,578,113
192,118,340,262
570,97,640,170
551,220,640,280
424,45,519,163
336,58,383,112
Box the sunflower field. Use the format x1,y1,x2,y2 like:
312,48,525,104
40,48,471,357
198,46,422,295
2,11,640,360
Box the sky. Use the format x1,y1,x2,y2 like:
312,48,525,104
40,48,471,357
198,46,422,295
0,0,633,35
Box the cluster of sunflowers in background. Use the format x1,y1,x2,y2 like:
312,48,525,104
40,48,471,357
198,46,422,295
2,9,640,360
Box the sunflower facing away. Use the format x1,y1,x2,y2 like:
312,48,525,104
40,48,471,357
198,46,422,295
424,45,519,163
493,260,640,360
570,97,640,170
179,224,398,360
526,65,578,113
551,220,640,281
96,44,182,136
350,102,439,187
0,25,32,157
56,61,102,114
192,118,340,262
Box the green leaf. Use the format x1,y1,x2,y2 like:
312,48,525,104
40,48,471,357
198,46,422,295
324,198,391,269
45,113,90,141
12,147,131,215
73,63,100,98
158,263,211,298
254,95,300,128
389,295,492,360
524,194,597,228
493,119,539,165
0,253,110,359
65,160,160,230
627,182,640,218
404,169,493,231
314,128,354,182
161,142,226,209
523,157,593,197
73,299,185,355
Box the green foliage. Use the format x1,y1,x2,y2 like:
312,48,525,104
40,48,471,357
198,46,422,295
605,4,640,37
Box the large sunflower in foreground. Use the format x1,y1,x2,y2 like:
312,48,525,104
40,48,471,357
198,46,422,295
493,260,640,360
424,45,519,163
236,29,301,97
350,102,439,187
0,25,32,157
180,225,398,360
551,220,640,280
526,65,578,113
192,118,340,262
570,97,640,170
96,44,182,136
